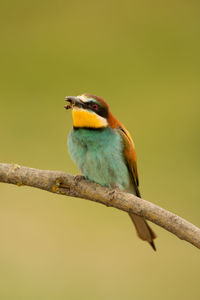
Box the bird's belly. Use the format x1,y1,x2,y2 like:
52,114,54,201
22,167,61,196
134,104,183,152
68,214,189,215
68,128,131,190
82,149,130,189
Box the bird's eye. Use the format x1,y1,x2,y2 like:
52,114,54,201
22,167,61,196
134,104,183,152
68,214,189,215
90,103,98,110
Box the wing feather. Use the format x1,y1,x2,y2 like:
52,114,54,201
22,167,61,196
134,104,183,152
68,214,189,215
117,126,140,197
118,126,157,249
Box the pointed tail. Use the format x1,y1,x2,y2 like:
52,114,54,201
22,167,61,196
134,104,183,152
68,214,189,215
129,213,157,251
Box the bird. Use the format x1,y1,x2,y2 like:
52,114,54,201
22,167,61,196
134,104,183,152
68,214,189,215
64,94,157,250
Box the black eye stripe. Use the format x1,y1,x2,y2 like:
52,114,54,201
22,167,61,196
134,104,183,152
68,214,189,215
86,101,108,118
87,101,98,106
89,102,98,109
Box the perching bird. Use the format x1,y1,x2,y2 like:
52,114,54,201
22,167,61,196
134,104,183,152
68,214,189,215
65,94,157,250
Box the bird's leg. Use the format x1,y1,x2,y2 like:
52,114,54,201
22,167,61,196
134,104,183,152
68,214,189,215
74,175,85,183
107,186,121,206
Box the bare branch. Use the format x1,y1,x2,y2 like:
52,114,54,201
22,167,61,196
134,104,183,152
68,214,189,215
0,163,199,249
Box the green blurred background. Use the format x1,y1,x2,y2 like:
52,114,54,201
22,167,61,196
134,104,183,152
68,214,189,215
0,0,200,299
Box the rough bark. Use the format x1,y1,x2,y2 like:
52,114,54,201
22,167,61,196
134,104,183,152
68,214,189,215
0,163,199,249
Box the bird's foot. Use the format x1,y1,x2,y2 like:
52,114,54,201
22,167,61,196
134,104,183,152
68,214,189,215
107,187,121,206
109,187,120,196
74,175,85,183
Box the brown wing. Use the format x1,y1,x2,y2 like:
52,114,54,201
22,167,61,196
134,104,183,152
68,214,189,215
117,126,141,197
118,126,157,250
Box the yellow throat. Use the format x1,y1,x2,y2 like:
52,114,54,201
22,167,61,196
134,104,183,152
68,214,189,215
72,108,107,128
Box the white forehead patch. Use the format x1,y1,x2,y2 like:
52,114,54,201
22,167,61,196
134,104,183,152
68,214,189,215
78,95,89,102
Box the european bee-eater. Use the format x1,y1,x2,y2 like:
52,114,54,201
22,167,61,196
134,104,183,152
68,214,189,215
65,94,157,250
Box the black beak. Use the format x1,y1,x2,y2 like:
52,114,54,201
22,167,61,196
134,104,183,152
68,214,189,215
64,96,85,110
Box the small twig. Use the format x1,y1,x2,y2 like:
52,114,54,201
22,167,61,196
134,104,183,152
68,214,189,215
0,163,200,249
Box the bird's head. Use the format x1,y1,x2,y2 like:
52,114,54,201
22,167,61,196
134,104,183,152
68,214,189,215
64,94,115,129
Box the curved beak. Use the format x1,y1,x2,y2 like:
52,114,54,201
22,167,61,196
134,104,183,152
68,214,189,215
64,96,85,110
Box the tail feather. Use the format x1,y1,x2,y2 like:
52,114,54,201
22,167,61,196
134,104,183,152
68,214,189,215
129,213,157,251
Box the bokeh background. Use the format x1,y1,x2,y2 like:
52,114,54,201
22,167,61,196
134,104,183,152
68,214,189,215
0,0,200,299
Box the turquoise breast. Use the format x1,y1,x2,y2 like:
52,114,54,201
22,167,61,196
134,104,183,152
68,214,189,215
68,127,131,190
